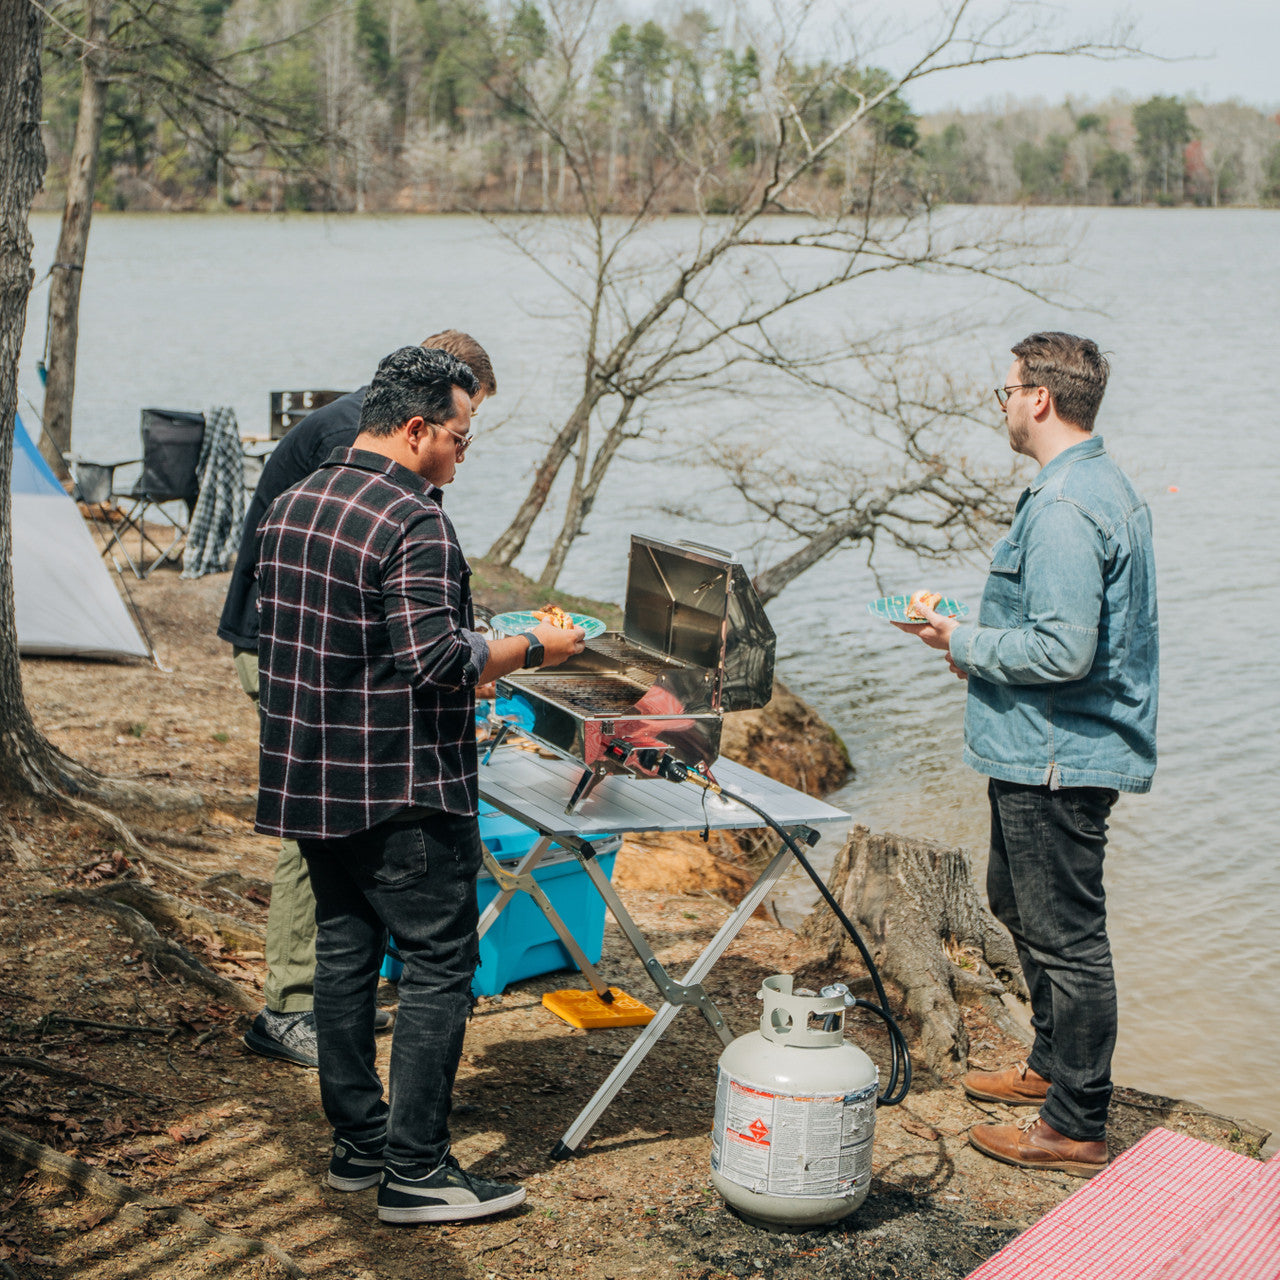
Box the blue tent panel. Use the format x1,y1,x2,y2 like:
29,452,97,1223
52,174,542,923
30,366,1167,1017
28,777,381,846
12,412,65,496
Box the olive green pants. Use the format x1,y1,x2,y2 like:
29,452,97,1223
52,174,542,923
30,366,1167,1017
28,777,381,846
234,648,316,1014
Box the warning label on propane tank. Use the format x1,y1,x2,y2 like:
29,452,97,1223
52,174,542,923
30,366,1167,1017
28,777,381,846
711,1069,876,1197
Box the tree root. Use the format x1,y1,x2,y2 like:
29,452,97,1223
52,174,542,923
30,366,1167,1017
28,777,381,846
53,890,259,1013
201,871,273,907
0,1054,170,1102
92,881,265,953
40,1014,175,1037
68,807,221,884
50,750,204,814
134,827,221,855
2,726,203,815
802,825,1030,1078
0,1126,306,1277
0,812,40,869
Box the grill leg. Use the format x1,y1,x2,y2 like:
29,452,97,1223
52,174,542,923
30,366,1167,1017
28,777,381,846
564,766,604,815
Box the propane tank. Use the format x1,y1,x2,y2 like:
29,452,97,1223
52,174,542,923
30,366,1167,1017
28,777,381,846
710,974,878,1229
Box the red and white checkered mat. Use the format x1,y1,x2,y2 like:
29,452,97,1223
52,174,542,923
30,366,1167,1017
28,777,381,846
966,1127,1280,1280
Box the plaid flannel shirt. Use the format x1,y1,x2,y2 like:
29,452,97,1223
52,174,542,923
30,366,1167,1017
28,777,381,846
254,448,488,840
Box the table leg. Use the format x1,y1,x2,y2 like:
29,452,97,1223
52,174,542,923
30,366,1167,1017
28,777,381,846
478,839,613,1001
476,838,554,939
552,839,797,1158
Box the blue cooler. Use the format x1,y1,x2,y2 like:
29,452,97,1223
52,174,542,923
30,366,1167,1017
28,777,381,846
381,802,620,997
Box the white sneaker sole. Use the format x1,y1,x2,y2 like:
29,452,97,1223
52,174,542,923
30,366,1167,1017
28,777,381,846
377,1186,526,1224
328,1170,383,1191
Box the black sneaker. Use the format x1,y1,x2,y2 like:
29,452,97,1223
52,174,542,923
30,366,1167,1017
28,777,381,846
374,1008,395,1033
328,1136,386,1191
377,1154,526,1224
242,1009,318,1068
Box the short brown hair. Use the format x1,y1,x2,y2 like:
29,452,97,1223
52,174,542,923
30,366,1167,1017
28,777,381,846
1011,331,1109,431
421,330,496,396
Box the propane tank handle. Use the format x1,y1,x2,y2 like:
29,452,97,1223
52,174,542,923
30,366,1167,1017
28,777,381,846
758,974,847,1048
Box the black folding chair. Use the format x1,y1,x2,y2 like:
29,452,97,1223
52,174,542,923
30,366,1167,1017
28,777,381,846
71,408,206,579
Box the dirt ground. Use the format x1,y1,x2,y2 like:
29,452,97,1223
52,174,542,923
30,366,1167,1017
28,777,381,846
0,559,1270,1280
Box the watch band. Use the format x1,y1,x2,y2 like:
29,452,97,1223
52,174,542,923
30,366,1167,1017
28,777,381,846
520,631,545,669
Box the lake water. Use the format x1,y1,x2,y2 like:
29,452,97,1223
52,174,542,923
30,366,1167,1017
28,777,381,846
19,207,1280,1145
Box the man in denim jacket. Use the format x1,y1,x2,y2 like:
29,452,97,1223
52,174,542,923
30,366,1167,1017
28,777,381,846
900,331,1158,1177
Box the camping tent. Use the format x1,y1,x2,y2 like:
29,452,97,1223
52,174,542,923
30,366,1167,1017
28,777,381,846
11,413,150,660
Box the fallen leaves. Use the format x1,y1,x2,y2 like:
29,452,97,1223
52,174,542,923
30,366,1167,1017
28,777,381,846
899,1119,941,1142
167,1122,211,1146
66,850,132,886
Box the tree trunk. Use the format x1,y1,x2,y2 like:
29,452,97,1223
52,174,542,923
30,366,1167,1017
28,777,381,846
485,398,593,566
751,516,869,605
2,0,53,784
537,396,635,589
2,3,202,812
801,825,1029,1078
38,0,110,481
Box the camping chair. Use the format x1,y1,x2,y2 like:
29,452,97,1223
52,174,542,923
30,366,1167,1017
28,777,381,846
71,408,206,579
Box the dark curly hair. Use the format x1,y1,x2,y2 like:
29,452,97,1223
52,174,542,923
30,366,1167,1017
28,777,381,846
358,345,480,439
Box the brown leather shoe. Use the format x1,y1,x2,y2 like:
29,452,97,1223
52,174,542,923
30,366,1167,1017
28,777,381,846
963,1060,1050,1106
969,1116,1109,1178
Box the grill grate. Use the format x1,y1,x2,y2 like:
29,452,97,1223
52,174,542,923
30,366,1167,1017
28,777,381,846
517,674,650,716
586,634,684,673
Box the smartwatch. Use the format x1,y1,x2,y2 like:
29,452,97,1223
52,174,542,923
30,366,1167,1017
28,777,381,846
520,631,545,669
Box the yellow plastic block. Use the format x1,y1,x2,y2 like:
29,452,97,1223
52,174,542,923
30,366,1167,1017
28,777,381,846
542,986,656,1030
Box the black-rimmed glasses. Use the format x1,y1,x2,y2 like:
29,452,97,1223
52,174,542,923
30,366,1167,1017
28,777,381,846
995,384,1036,409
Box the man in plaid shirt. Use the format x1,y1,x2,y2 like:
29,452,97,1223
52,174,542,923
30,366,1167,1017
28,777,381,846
256,345,584,1224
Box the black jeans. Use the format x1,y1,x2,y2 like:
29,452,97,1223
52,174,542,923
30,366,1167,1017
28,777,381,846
986,778,1119,1142
299,812,482,1170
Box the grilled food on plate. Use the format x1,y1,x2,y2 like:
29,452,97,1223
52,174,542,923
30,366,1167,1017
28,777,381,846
533,603,576,628
906,590,943,621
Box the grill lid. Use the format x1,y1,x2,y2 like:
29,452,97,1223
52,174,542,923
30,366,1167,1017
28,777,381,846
623,535,775,712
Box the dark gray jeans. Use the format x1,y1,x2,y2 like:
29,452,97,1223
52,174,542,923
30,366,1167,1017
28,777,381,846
986,778,1119,1142
299,812,482,1170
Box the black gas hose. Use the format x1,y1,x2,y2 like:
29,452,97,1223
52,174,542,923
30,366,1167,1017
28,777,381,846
662,760,912,1107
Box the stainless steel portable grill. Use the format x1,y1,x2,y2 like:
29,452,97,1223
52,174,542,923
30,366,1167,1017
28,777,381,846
496,536,776,802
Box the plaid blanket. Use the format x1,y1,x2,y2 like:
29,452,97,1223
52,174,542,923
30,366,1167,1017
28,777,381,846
181,405,245,579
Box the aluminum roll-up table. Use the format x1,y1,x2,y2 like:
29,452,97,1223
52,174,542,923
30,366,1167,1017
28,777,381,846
476,743,849,1159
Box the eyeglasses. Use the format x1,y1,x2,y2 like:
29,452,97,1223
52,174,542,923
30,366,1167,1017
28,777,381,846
994,384,1036,409
436,424,473,458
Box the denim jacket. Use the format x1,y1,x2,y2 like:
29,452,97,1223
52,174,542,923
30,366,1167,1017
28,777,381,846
949,435,1158,793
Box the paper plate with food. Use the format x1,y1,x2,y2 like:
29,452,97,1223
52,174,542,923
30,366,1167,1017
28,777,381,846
867,590,971,626
488,605,607,639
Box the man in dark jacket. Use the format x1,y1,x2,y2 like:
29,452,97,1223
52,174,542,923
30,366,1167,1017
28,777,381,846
218,332,497,1068
255,345,581,1222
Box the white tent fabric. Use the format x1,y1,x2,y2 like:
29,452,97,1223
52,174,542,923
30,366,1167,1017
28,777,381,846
12,413,150,660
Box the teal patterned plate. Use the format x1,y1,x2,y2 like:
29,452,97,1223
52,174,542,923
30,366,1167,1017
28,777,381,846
488,609,606,639
867,595,970,625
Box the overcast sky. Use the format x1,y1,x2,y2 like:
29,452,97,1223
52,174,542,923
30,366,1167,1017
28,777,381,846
773,0,1279,113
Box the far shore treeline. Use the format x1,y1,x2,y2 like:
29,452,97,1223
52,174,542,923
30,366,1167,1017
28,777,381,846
36,0,1280,215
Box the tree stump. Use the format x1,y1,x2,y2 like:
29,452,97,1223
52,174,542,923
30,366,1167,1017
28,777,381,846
801,825,1029,1078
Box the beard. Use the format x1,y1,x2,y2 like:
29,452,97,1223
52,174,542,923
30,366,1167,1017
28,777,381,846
1006,411,1032,456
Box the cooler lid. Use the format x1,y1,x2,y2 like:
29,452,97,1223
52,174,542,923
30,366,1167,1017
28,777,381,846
623,535,775,711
